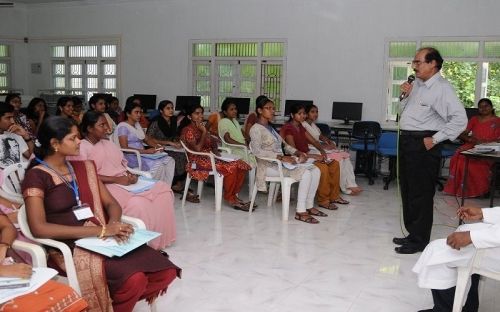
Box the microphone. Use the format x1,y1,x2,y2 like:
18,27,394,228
399,74,415,101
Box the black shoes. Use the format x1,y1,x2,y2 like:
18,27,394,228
393,237,412,245
395,243,425,254
417,309,433,312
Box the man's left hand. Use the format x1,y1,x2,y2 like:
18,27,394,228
446,231,472,250
423,137,434,150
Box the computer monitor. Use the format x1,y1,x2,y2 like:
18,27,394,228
225,97,250,115
133,94,157,112
284,100,314,117
465,107,479,120
175,96,201,112
331,101,363,125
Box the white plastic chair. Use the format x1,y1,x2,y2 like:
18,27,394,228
12,239,47,268
179,140,224,212
17,204,146,296
0,162,29,204
110,131,143,170
248,154,298,221
219,134,256,196
452,248,500,312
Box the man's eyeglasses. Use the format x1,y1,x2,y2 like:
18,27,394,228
411,60,427,66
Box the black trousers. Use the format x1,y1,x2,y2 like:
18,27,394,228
430,274,480,312
398,134,441,246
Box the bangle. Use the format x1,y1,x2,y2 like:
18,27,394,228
98,226,106,238
0,242,11,249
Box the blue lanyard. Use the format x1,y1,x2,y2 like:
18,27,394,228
35,158,81,206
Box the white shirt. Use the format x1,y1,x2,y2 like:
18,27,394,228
400,72,467,143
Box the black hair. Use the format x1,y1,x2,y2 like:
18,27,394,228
33,116,76,160
304,103,317,114
0,102,14,118
4,93,20,106
158,100,173,112
478,98,495,115
110,96,119,103
80,110,104,137
124,101,142,116
287,102,305,122
220,98,237,118
125,96,141,108
178,103,204,132
88,94,106,110
26,98,48,121
419,47,444,70
255,95,272,117
56,96,73,116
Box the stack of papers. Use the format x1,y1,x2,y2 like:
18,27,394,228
215,152,241,162
164,146,185,153
114,176,157,194
75,229,161,257
0,268,57,304
142,152,168,159
0,277,30,289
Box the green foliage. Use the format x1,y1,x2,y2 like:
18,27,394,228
486,63,500,113
441,61,477,107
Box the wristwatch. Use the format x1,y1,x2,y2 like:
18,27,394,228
431,137,438,145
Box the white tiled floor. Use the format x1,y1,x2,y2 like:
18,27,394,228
135,178,500,312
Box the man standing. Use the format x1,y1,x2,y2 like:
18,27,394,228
394,47,467,254
0,103,34,168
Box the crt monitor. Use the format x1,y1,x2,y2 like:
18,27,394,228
331,102,363,124
465,107,479,120
175,96,201,112
284,100,314,116
133,94,157,112
225,97,250,115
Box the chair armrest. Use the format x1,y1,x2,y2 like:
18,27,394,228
217,146,231,154
122,215,146,230
253,155,285,180
121,148,142,169
12,240,47,267
126,167,152,179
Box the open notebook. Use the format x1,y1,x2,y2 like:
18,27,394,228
75,229,161,257
113,176,157,194
0,268,58,304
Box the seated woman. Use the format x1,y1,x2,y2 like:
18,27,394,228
249,96,323,224
179,103,252,210
4,93,34,139
206,110,223,137
115,101,176,186
55,96,75,120
146,100,198,203
444,98,500,197
73,111,176,249
108,96,122,124
280,103,347,210
25,97,48,137
218,97,256,167
303,103,362,195
88,94,116,135
71,96,84,125
243,96,266,142
0,211,88,311
21,116,180,312
118,96,150,129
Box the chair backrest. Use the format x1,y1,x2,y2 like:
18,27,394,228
315,123,331,138
377,132,398,149
352,121,382,141
0,162,29,204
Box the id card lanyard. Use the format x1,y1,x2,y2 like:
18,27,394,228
35,158,82,206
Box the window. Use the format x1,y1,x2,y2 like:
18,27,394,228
191,40,286,112
0,44,11,94
386,39,500,121
51,43,119,100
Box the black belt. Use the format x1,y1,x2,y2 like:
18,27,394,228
400,130,437,137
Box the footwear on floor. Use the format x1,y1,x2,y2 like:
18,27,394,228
393,237,412,245
295,212,319,224
395,243,425,254
306,208,328,217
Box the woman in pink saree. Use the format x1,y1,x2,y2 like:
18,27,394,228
71,111,176,249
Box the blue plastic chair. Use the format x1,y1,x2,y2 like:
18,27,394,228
376,132,398,190
350,121,382,185
436,144,458,191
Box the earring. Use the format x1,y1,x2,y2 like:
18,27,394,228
54,147,59,153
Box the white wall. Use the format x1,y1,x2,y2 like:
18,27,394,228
2,0,500,122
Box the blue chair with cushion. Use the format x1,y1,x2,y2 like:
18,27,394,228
350,121,382,185
436,143,458,191
376,131,398,190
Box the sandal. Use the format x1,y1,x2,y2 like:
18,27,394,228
295,212,319,224
332,197,349,205
231,201,250,212
237,197,257,209
319,202,338,210
306,208,328,217
186,192,200,203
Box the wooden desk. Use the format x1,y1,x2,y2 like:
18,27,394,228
460,150,500,207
